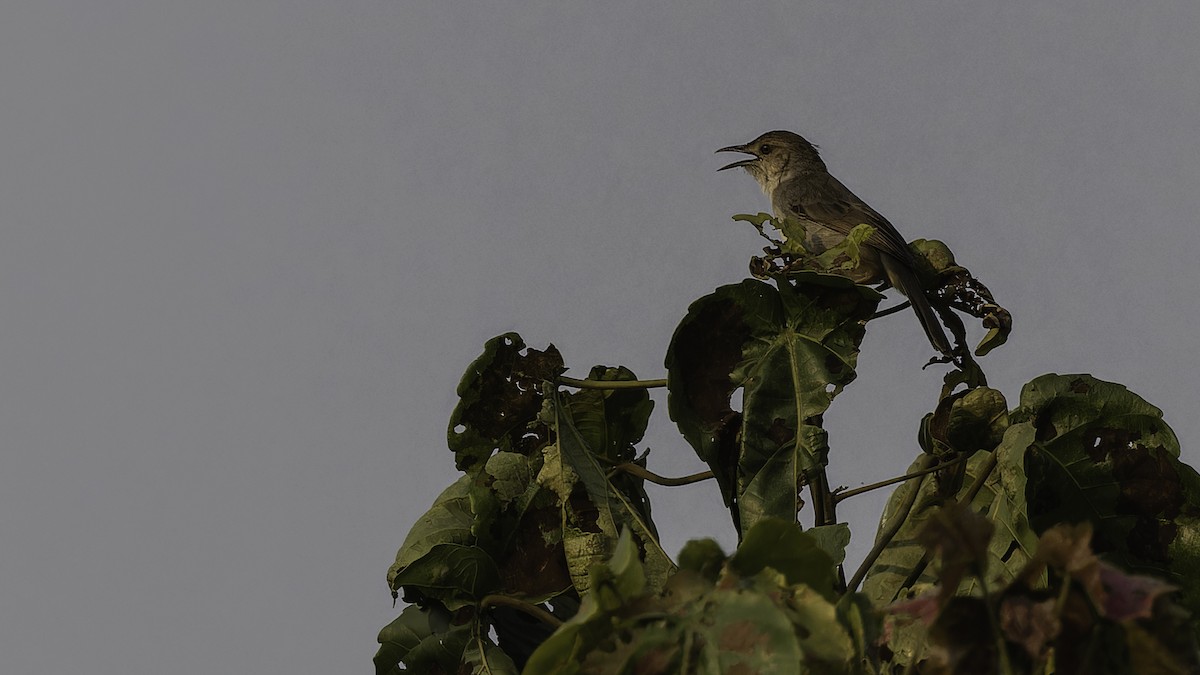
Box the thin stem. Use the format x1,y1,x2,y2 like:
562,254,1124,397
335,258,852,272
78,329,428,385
833,454,971,503
891,450,1001,599
557,376,667,390
808,466,847,593
961,451,998,504
847,455,936,593
811,468,830,527
479,595,563,628
897,552,933,603
871,300,912,319
607,462,714,487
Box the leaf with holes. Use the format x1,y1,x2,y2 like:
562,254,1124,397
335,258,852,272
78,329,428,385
1016,373,1200,627
666,277,880,534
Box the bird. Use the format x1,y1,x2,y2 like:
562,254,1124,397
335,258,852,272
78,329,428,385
717,130,953,357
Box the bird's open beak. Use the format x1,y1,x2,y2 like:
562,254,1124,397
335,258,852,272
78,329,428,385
715,144,757,172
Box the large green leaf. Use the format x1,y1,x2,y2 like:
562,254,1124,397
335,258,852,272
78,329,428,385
863,383,1032,615
448,333,564,473
861,441,1036,615
374,604,470,675
1015,374,1200,627
389,543,502,610
807,522,852,566
867,374,1200,668
539,390,674,595
375,603,520,675
666,277,880,534
728,517,838,600
390,475,475,576
388,450,571,610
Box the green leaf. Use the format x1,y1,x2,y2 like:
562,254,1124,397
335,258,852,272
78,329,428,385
836,592,884,672
1015,374,1200,629
521,531,650,675
918,503,995,603
729,518,837,598
806,523,852,566
463,624,520,675
476,452,573,603
374,604,470,675
518,597,597,675
448,333,564,474
484,451,538,507
776,216,811,254
666,278,880,535
947,386,1010,454
540,390,674,595
703,588,806,674
389,543,501,610
816,223,875,272
389,476,475,583
676,537,727,581
586,528,646,612
562,366,657,536
524,526,872,675
732,211,775,228
566,366,654,460
388,451,570,608
863,435,1038,609
783,584,857,669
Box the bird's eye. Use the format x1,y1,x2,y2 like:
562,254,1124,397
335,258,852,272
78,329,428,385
759,144,773,155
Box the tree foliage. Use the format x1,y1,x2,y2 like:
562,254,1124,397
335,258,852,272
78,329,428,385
375,217,1200,674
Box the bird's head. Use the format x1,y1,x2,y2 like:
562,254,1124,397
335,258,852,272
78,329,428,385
716,130,824,193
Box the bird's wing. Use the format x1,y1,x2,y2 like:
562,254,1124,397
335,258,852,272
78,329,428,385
783,174,916,263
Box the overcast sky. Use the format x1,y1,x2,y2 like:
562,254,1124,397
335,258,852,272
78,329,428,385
2,2,1198,672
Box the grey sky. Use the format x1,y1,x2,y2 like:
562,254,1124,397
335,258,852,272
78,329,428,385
2,2,1197,672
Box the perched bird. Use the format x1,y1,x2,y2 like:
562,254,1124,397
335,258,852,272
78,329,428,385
717,130,953,357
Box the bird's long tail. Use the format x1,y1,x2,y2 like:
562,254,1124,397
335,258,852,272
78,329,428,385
881,255,954,357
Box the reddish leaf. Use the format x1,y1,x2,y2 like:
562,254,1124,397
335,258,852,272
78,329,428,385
1098,562,1177,621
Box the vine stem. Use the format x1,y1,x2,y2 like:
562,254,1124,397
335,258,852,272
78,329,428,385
846,454,937,593
833,453,970,503
479,595,563,628
607,462,713,487
809,465,847,592
889,450,1001,600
